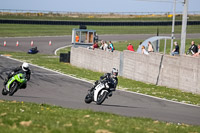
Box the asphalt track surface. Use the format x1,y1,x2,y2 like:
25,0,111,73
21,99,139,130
0,34,200,125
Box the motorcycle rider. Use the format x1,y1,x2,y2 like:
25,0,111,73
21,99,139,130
91,68,118,97
4,62,31,89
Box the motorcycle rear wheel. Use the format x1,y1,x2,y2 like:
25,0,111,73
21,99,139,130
2,88,8,95
85,93,93,104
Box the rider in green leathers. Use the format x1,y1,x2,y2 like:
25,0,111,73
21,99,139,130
4,62,31,89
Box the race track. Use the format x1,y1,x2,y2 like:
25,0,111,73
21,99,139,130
0,34,200,125
0,56,200,125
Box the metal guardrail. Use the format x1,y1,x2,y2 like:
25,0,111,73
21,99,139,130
0,19,200,26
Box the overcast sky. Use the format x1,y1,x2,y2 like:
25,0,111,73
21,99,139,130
0,0,199,13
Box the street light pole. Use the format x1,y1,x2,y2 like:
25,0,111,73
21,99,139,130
180,0,188,55
170,0,176,53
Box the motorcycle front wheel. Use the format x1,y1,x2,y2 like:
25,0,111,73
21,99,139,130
96,91,108,105
9,81,18,96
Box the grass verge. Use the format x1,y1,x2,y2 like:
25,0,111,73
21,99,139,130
1,14,200,21
0,51,200,106
0,24,200,37
0,100,200,133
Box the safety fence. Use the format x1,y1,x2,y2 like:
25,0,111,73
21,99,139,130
1,19,200,35
70,47,200,94
0,19,200,26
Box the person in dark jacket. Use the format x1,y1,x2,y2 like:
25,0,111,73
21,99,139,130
4,62,31,89
171,41,179,56
187,41,198,55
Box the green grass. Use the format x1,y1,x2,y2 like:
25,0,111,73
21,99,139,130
0,51,200,106
1,14,200,21
56,46,71,56
1,100,200,133
0,24,200,37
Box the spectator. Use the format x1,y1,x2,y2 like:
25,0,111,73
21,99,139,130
127,43,134,51
139,42,143,46
141,46,149,55
103,41,109,51
171,41,179,56
186,41,198,55
148,41,154,52
100,40,104,50
100,40,109,51
92,41,99,50
75,34,79,42
193,43,200,57
109,41,114,52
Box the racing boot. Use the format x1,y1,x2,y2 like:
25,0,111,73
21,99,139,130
108,88,115,97
108,91,112,97
4,78,8,86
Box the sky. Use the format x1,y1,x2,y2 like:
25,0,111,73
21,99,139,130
0,0,199,14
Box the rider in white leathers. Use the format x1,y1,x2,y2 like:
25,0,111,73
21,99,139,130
91,68,118,97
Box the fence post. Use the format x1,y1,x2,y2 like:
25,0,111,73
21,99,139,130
119,52,124,76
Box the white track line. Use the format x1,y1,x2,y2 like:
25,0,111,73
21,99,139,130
1,55,200,108
54,45,72,56
32,73,61,76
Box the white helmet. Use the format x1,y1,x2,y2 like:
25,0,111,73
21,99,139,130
111,68,118,77
22,62,29,71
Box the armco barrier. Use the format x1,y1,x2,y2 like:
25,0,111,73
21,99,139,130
0,19,200,26
71,47,200,94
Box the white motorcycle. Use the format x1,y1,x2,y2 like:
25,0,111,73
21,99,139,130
85,79,112,105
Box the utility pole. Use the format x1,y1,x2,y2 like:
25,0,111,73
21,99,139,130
180,0,188,55
170,0,176,53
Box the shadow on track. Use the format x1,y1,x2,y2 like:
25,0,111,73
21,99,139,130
101,104,142,109
12,95,41,99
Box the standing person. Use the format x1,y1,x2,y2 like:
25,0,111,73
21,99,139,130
75,34,79,42
141,46,149,55
103,41,109,51
99,40,104,50
171,41,179,56
148,41,154,52
127,43,134,51
187,41,198,55
109,41,114,52
193,43,200,57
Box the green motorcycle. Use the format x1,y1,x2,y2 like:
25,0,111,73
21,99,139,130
2,72,27,96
